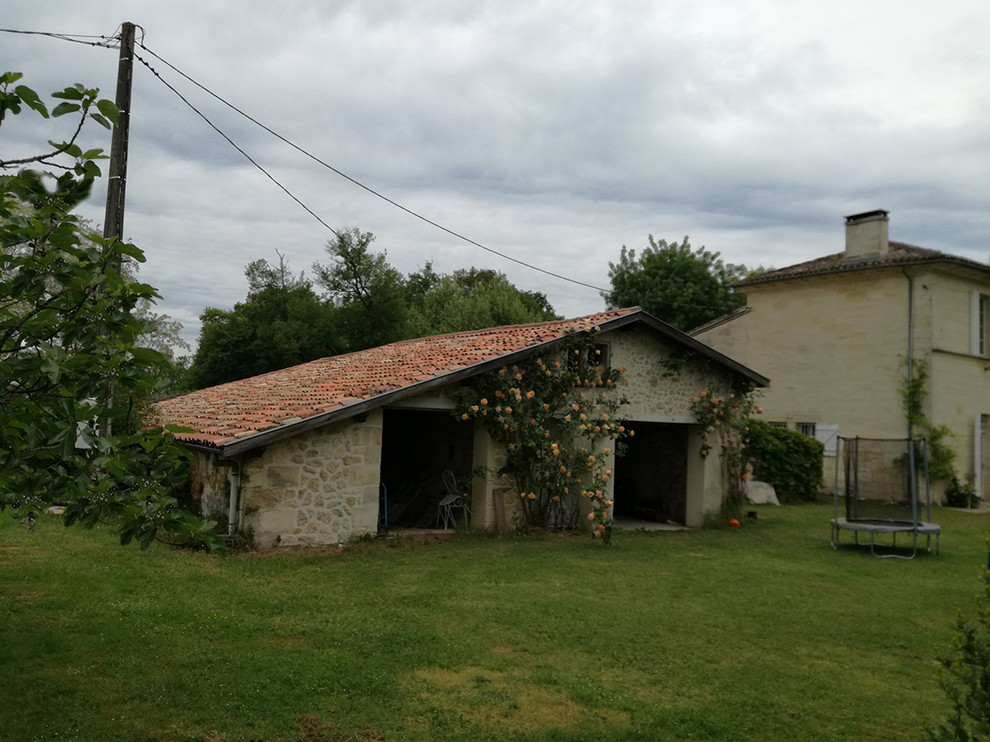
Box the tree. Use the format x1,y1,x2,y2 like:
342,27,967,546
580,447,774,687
603,236,747,331
406,265,559,336
187,229,561,386
0,73,221,551
313,228,409,350
75,216,192,395
186,255,338,388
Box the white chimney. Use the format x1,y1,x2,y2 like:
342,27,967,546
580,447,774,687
845,210,889,259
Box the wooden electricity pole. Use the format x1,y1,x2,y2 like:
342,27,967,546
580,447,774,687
100,21,135,437
102,21,135,244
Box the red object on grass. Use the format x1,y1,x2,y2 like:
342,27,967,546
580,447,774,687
729,518,740,528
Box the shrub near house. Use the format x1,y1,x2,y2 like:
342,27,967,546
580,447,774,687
746,420,825,502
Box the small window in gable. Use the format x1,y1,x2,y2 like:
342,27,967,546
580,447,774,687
567,343,611,380
768,421,788,429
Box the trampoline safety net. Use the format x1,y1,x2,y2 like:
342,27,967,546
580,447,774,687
840,436,930,524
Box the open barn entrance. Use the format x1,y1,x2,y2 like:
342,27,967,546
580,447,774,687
378,408,474,530
613,421,689,525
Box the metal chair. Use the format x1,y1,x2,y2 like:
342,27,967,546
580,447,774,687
436,469,471,529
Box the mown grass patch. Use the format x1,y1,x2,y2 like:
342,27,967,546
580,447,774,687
1,503,987,741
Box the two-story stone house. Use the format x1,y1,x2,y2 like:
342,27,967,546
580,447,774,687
694,210,990,500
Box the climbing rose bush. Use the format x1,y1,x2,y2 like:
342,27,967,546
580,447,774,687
689,385,763,517
458,330,632,544
689,388,762,459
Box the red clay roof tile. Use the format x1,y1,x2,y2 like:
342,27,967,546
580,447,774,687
153,308,638,449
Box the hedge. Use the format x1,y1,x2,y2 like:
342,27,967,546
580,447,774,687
745,419,824,503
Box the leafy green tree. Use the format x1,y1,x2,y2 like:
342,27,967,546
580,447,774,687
73,216,192,396
313,228,408,350
0,73,221,551
604,236,747,331
407,265,559,336
186,255,338,388
187,233,561,387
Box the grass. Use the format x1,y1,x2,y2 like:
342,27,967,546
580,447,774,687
1,504,988,741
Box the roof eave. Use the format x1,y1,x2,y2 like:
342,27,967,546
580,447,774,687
737,253,990,288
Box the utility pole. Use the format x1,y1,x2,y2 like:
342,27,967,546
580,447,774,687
100,21,135,438
103,21,135,244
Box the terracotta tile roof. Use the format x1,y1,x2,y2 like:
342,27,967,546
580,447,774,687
737,242,990,287
153,308,640,451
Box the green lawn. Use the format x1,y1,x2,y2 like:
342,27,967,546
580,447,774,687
1,503,987,741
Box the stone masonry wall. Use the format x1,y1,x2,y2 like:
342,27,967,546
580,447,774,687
189,450,230,523
239,410,383,547
607,327,734,422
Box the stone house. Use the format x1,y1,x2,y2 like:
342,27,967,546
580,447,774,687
155,308,767,547
693,210,990,500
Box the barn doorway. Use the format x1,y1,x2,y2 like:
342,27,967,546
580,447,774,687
613,421,689,524
378,408,474,529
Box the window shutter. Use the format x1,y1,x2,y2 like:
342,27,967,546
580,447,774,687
972,291,982,356
815,423,840,458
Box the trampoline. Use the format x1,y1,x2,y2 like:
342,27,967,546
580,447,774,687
830,436,940,559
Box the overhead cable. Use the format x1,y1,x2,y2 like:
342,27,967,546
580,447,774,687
136,42,610,293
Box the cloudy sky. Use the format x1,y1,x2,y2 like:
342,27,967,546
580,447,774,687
4,1,990,349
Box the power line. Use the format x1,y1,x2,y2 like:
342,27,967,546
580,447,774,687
0,27,120,48
135,42,611,294
4,26,741,318
132,49,342,239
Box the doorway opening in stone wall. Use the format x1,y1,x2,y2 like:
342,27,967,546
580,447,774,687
613,421,689,525
378,408,474,531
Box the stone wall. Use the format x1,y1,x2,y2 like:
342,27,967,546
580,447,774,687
238,410,384,547
606,326,736,526
188,450,230,524
607,327,734,422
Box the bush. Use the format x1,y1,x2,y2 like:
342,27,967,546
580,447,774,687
745,420,824,502
945,477,979,509
924,559,990,740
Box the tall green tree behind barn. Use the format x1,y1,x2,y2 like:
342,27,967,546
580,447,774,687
185,235,560,389
603,235,747,331
406,264,558,336
186,255,338,389
313,228,410,351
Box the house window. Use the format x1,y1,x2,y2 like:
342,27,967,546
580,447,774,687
798,422,816,438
971,292,990,356
768,421,787,429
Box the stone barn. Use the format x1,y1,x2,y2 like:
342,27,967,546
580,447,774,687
154,308,767,547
